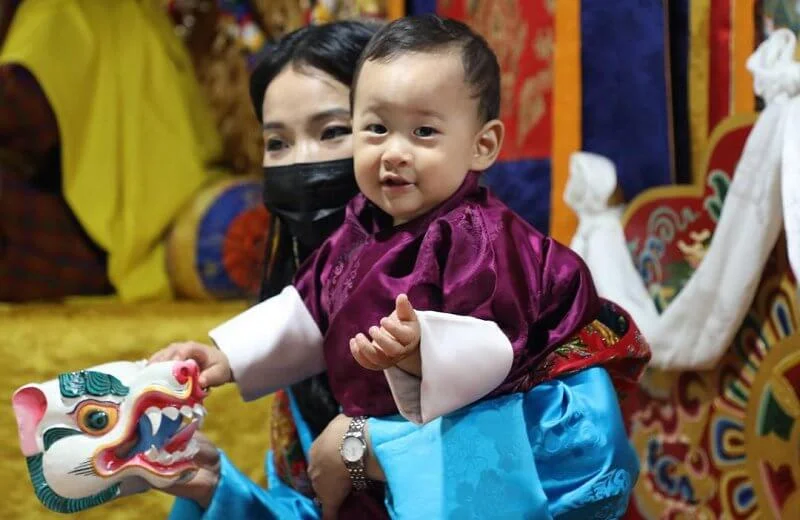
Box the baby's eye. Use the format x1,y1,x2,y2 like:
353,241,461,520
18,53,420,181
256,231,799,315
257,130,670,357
321,126,352,140
413,127,437,138
366,124,388,135
265,138,286,151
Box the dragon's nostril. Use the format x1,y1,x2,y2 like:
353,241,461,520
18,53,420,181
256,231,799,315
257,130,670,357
172,361,197,385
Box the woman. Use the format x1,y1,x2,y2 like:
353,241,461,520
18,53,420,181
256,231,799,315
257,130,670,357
164,20,647,520
166,21,389,519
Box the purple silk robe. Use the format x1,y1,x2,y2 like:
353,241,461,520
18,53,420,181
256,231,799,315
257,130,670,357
294,171,601,418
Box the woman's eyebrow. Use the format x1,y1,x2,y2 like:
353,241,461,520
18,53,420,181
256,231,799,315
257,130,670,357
309,108,351,124
263,108,350,131
262,121,285,131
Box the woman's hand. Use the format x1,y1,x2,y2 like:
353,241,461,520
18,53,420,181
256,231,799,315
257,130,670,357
308,414,350,520
158,432,221,509
308,414,386,519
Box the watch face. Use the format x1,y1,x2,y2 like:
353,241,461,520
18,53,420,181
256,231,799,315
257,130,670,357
341,436,365,462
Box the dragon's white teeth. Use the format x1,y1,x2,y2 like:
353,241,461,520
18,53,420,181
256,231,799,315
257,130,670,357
145,407,162,435
158,452,175,465
176,439,199,460
144,445,159,462
142,441,201,465
185,444,199,459
163,407,180,421
193,404,206,417
180,406,193,418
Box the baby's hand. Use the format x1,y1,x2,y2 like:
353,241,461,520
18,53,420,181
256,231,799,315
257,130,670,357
350,294,421,372
149,341,233,389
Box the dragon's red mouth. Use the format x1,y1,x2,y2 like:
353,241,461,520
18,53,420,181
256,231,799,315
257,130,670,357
96,389,207,476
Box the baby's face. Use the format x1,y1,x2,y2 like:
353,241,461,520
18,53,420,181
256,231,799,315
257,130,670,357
352,51,483,225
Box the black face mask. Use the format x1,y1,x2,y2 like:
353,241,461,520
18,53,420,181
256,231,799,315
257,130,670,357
262,158,359,250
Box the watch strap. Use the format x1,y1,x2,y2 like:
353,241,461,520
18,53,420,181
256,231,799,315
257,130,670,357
342,416,369,491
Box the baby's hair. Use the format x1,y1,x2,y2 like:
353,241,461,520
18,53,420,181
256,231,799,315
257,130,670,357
352,14,501,123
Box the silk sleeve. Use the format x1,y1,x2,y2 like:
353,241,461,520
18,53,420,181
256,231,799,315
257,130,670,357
385,210,600,423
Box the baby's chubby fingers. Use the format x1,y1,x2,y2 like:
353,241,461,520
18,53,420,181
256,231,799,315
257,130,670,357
350,334,391,370
378,317,418,347
368,326,407,359
149,342,207,364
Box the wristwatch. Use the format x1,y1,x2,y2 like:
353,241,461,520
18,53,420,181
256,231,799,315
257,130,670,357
340,416,369,491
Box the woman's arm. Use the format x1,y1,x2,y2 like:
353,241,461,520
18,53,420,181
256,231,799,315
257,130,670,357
164,439,320,520
307,414,386,518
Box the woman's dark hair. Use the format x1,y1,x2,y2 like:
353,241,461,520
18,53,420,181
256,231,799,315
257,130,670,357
250,21,379,122
250,21,378,437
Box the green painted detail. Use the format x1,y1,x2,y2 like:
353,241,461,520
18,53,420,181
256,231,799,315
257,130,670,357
42,428,82,451
59,370,129,399
757,387,794,441
26,454,120,513
703,170,731,223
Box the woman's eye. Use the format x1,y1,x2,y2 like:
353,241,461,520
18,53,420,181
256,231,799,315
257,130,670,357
266,138,286,151
366,124,388,135
413,126,437,138
321,126,352,140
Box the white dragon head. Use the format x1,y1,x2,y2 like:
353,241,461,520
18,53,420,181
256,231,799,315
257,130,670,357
11,359,208,513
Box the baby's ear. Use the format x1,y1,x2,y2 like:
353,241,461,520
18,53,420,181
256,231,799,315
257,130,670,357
471,119,505,172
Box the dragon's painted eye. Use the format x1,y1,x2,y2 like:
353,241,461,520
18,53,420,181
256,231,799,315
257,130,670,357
76,402,119,435
86,410,108,429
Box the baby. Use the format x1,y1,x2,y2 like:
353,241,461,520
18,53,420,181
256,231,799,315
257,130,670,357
153,12,600,503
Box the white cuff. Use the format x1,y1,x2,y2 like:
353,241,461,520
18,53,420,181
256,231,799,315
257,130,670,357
209,286,325,401
384,311,513,424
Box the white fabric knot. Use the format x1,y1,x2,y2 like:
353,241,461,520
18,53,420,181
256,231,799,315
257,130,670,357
564,152,618,216
566,29,800,372
747,28,800,103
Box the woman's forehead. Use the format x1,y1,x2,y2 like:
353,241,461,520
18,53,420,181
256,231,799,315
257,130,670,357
262,66,351,123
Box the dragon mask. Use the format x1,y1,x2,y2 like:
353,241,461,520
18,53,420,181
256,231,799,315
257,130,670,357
12,359,207,513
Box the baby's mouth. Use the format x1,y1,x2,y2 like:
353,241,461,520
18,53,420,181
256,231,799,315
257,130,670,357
380,174,413,187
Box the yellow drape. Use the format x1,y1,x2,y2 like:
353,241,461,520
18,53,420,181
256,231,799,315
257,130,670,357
0,0,226,301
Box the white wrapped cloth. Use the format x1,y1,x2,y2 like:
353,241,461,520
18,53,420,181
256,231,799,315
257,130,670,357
566,29,800,371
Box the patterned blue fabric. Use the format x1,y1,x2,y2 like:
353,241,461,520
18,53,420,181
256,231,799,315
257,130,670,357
169,368,637,519
169,451,319,520
581,0,673,198
482,159,551,232
371,367,637,519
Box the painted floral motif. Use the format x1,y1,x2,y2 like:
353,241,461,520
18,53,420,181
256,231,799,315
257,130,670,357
222,205,270,294
270,390,313,497
622,117,800,519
